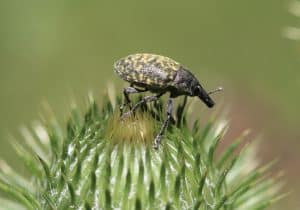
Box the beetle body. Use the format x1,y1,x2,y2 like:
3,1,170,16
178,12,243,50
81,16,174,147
114,53,214,107
114,53,221,149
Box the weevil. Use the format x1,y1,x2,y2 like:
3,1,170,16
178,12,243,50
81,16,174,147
114,53,222,149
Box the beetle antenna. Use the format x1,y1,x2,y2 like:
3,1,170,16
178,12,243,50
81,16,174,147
208,86,223,95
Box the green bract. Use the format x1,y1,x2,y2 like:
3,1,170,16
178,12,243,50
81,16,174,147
0,90,281,210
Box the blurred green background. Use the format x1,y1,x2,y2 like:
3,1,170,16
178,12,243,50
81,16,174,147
0,0,299,209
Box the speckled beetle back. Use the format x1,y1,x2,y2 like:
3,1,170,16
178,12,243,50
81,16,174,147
114,53,181,87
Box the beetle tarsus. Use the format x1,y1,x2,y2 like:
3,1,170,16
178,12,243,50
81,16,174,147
153,135,162,149
120,110,133,120
120,86,147,115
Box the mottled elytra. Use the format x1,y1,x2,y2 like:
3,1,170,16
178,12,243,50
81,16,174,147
114,53,222,149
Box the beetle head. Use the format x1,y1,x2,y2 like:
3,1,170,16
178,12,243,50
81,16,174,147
173,68,222,107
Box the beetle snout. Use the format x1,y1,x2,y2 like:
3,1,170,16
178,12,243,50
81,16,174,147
198,93,215,108
204,97,215,108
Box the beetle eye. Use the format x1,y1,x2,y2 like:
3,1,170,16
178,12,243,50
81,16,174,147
193,86,201,96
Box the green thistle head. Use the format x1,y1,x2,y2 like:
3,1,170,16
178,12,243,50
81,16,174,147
0,88,282,210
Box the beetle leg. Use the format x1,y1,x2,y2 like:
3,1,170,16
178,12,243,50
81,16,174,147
120,86,147,115
121,92,164,119
132,93,164,113
153,97,173,149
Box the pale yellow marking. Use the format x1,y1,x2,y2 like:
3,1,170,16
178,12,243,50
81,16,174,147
146,78,152,84
136,64,143,71
139,74,144,81
169,74,174,80
156,56,163,64
158,81,164,86
132,74,137,81
144,54,151,60
123,53,181,71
